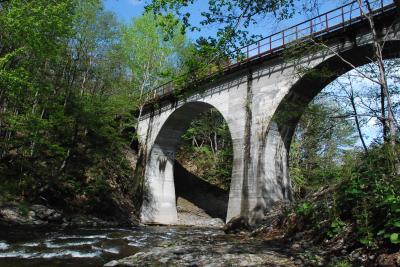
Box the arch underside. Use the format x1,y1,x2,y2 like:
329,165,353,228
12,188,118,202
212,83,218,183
140,102,233,224
271,40,400,150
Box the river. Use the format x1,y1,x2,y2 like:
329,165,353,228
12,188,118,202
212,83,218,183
0,226,222,267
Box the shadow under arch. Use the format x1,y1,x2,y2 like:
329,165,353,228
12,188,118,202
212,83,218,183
141,101,233,224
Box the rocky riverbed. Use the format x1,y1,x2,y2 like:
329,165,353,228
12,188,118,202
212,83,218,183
0,225,300,267
1,202,399,267
1,222,398,267
104,231,298,267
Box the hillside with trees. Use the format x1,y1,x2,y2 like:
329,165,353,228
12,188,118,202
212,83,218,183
0,0,192,222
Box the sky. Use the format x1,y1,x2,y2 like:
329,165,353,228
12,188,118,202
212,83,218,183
103,0,214,41
102,0,338,42
103,0,145,23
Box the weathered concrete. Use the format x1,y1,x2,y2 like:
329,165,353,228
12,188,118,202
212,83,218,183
139,7,400,225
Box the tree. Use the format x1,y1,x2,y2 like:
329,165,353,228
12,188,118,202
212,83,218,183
177,109,233,190
0,0,75,174
289,99,356,197
357,0,398,145
120,11,190,151
121,12,189,93
322,60,400,152
289,0,400,173
0,0,139,211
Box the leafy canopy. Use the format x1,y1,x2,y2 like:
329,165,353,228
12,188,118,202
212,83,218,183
145,0,319,52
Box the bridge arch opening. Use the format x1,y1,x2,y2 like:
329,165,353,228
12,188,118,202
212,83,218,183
263,40,400,201
140,101,233,225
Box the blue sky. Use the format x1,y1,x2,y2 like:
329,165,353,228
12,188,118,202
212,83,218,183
102,0,338,42
103,0,145,23
103,0,213,41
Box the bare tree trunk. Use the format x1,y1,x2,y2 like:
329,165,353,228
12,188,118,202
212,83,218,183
214,131,218,153
193,136,200,148
360,0,400,174
208,134,215,155
29,90,40,156
349,89,368,153
362,0,398,144
59,122,78,173
380,85,388,140
131,60,151,148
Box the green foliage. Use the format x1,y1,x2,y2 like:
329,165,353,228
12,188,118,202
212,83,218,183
295,202,312,217
289,141,400,247
121,12,189,100
176,108,233,190
0,0,182,216
287,75,400,250
145,0,305,51
140,0,314,105
17,202,30,216
332,260,351,267
289,100,356,197
327,218,346,238
390,233,399,244
335,144,400,246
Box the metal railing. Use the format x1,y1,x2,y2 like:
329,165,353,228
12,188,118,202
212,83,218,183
145,0,395,102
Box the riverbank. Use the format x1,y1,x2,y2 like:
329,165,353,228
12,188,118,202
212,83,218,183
0,203,138,229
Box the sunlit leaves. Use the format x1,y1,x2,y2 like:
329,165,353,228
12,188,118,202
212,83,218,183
146,0,303,51
121,12,188,94
0,0,138,205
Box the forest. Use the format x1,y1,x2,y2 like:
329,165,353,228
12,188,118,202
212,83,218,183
0,0,399,266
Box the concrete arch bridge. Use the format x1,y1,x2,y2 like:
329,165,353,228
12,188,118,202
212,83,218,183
137,0,400,225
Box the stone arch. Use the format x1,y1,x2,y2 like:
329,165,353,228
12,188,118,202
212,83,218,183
140,101,235,224
255,40,400,216
273,40,400,150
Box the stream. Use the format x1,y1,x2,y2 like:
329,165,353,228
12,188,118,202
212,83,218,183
0,226,222,267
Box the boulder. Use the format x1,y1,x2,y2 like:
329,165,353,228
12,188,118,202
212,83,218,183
30,205,62,222
0,203,62,226
103,260,120,267
0,207,27,224
223,216,251,234
209,218,225,228
377,252,400,267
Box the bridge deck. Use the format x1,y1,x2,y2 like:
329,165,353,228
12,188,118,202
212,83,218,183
143,0,397,105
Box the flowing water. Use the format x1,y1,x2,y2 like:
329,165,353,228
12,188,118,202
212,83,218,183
0,226,223,267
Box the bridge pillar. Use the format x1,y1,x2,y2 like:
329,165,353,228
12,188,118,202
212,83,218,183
225,137,256,222
249,122,292,223
140,145,177,224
